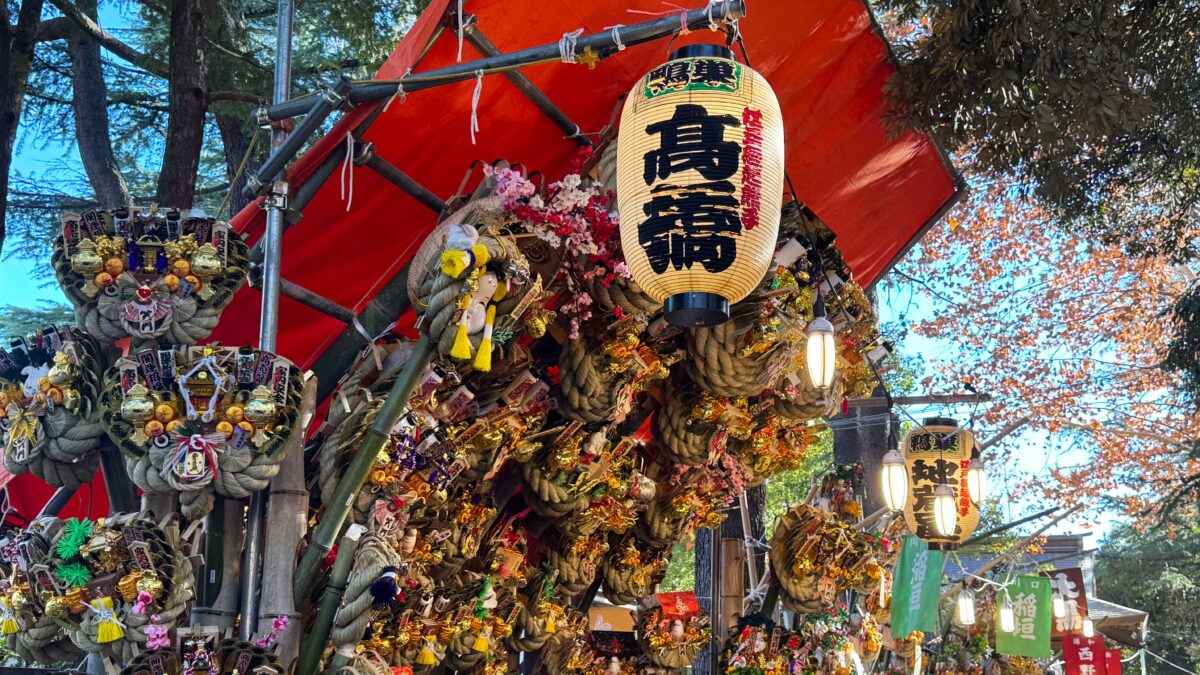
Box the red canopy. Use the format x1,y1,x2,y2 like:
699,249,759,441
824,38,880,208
214,0,961,369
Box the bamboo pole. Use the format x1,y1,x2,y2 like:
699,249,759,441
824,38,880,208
293,334,435,599
298,524,365,675
259,374,318,665
939,504,1083,602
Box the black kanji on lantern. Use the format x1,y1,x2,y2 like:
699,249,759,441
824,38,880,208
910,458,959,485
639,181,741,274
690,59,738,89
642,104,741,184
645,61,694,96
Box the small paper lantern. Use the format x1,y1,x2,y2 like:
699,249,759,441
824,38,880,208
616,44,786,327
880,448,908,512
900,417,981,550
998,590,1016,632
956,588,976,626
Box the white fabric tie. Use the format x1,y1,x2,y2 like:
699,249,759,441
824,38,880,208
339,132,355,212
605,24,626,51
469,70,484,144
558,28,584,63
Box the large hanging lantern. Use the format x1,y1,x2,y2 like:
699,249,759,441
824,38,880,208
616,44,786,327
900,418,981,550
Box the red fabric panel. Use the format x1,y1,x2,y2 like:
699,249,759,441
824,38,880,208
212,0,958,369
3,470,110,525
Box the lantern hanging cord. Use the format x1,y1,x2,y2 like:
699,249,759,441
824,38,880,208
469,69,483,144
339,131,355,212
558,28,585,64
456,0,464,62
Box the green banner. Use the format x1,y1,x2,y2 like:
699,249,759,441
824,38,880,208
996,575,1053,657
890,534,945,636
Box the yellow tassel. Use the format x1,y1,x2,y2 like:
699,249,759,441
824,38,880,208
473,305,496,372
1,618,18,635
96,618,124,644
471,244,490,268
451,321,472,360
440,250,473,278
473,635,489,653
416,644,437,665
545,618,556,634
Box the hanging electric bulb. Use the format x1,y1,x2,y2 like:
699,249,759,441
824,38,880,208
998,590,1016,632
805,298,836,389
933,484,958,537
1052,592,1067,619
967,450,987,505
1082,617,1095,637
956,588,976,626
881,448,908,512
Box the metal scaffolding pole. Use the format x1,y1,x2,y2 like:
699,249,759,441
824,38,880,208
239,0,293,641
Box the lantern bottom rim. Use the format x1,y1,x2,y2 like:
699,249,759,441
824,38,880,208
927,542,959,551
664,292,730,327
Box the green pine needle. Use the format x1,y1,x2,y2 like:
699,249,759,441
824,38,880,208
54,561,92,588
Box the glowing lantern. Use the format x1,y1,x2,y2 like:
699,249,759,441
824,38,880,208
1052,592,1066,619
966,448,987,505
805,303,837,388
956,588,976,626
900,418,981,550
616,44,786,327
880,448,908,512
999,591,1016,632
1082,617,1095,637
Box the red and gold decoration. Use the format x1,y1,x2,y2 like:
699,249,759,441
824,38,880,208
616,44,786,327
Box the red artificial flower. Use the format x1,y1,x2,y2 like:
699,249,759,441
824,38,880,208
546,366,561,384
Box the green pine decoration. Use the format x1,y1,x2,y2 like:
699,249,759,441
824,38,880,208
54,561,92,588
55,518,93,560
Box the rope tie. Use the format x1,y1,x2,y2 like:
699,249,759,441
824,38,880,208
456,0,464,61
340,131,355,212
469,69,483,144
558,28,584,63
606,24,626,51
383,78,407,112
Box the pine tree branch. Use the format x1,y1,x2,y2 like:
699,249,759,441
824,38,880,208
43,0,167,76
33,16,73,42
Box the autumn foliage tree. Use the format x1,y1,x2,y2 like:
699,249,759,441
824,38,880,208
888,174,1199,521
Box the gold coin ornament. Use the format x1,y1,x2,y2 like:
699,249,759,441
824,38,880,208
0,326,107,488
99,345,302,519
52,208,248,347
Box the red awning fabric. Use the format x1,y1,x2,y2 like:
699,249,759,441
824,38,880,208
3,470,110,525
212,0,960,369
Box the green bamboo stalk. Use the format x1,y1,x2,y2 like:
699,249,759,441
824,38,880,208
293,334,434,600
297,524,365,675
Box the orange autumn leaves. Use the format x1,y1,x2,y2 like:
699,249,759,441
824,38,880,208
896,179,1199,523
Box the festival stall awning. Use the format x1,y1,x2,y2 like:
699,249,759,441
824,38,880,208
210,0,963,369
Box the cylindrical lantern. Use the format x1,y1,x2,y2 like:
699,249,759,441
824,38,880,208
933,484,957,537
956,588,976,626
998,591,1016,632
805,314,836,388
967,449,986,505
900,418,981,550
1052,592,1067,618
880,449,908,512
1082,617,1095,637
616,44,786,327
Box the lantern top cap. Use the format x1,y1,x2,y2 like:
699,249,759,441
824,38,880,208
670,44,736,61
923,416,958,427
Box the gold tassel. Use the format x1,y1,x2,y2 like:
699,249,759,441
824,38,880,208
473,304,496,372
440,244,490,278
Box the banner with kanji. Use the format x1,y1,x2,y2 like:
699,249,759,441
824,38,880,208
890,534,944,636
1064,635,1106,675
1106,649,1123,675
995,575,1052,657
1041,567,1089,636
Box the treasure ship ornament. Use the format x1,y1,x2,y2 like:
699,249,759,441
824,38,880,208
100,345,302,518
52,208,248,347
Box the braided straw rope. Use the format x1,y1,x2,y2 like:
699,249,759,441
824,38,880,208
545,547,600,599
600,561,650,606
101,359,303,520
318,397,386,526
539,629,582,675
554,336,626,424
330,534,404,649
773,375,844,422
520,461,584,518
767,506,829,615
635,488,688,548
406,195,502,308
656,374,713,466
506,601,554,652
583,273,661,317
638,609,706,670
51,222,249,349
684,298,788,398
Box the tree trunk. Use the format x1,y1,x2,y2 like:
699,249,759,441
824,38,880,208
693,527,716,675
214,112,258,216
832,384,897,515
0,0,47,255
156,0,207,207
68,0,129,208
